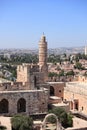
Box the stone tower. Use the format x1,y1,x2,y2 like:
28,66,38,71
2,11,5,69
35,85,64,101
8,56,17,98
17,64,31,83
39,34,48,81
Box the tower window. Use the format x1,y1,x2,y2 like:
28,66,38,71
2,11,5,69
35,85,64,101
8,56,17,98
59,90,61,93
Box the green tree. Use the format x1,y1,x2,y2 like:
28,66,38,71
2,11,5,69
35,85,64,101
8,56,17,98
59,70,64,76
11,115,33,130
49,108,73,128
66,70,74,76
48,72,58,78
48,54,61,63
74,62,83,70
47,115,56,124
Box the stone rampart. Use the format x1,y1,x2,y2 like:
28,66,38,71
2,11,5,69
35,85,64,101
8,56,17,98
0,89,49,116
48,82,65,98
65,82,87,96
64,82,87,114
0,82,30,91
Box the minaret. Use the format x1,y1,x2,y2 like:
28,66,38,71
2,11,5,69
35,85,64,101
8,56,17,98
39,34,48,81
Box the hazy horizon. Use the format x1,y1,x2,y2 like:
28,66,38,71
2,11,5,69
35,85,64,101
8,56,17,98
0,46,85,50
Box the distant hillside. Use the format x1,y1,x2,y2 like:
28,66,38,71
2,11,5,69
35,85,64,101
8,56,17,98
48,46,85,55
0,46,85,55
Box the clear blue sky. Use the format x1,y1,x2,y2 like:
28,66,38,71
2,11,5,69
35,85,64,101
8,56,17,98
0,0,87,48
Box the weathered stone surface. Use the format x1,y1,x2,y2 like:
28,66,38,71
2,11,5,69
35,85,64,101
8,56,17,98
64,82,87,114
0,89,49,116
0,35,49,116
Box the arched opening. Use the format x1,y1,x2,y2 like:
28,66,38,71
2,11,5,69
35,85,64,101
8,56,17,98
0,99,9,113
17,98,26,113
50,86,55,96
42,113,61,130
75,102,78,110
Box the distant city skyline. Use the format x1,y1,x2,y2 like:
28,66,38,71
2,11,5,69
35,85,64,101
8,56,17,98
0,0,87,48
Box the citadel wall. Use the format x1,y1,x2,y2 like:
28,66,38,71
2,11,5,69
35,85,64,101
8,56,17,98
48,82,65,99
0,35,49,116
17,64,39,82
0,89,49,116
64,82,87,114
0,82,30,91
17,63,45,90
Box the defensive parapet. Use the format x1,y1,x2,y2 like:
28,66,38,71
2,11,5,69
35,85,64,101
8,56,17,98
0,82,31,91
17,63,31,83
17,63,45,89
17,63,39,81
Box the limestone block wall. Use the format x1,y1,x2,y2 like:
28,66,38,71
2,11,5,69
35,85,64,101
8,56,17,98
52,103,69,112
17,63,46,89
33,72,44,84
17,64,40,83
0,83,12,91
0,89,49,116
49,97,62,104
48,82,65,99
30,65,39,73
17,64,31,83
0,82,30,91
64,82,87,114
0,71,47,92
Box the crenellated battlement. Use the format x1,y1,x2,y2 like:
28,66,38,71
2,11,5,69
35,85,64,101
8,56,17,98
0,63,45,92
17,63,39,83
0,81,30,91
17,63,39,73
0,35,49,116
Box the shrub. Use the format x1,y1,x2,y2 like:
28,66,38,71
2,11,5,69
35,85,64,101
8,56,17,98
49,107,73,128
11,115,33,130
47,115,56,123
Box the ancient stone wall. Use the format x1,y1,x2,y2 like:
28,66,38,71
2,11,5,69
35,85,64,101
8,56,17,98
64,82,87,114
17,64,30,83
0,82,30,91
16,63,45,89
48,82,65,99
0,89,49,116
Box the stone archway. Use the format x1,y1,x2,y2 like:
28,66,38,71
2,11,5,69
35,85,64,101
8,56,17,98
17,98,26,113
0,99,9,113
42,113,62,130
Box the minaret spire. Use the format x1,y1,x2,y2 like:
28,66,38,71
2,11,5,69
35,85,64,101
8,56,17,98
39,34,48,81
